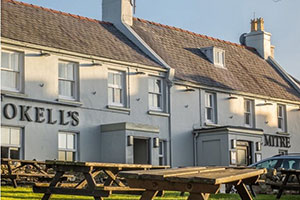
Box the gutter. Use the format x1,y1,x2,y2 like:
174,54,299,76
268,56,300,94
193,132,200,166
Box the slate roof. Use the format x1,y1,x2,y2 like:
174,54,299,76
132,18,300,102
1,0,161,67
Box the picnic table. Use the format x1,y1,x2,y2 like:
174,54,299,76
269,169,300,199
119,166,267,200
1,158,53,188
33,160,168,200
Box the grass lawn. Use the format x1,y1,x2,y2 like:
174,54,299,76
1,186,300,200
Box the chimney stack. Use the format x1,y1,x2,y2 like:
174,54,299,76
102,0,134,26
244,18,274,59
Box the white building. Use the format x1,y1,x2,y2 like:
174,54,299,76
1,0,300,168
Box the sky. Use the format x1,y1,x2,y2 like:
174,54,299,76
18,0,300,80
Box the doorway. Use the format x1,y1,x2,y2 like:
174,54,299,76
236,141,252,166
133,138,150,164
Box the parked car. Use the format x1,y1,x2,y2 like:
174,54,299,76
249,154,300,170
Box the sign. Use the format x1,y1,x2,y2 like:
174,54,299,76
264,134,290,148
2,103,79,126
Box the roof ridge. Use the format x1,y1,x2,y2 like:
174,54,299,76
133,17,255,50
4,0,112,25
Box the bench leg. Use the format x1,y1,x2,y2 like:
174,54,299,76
276,174,291,199
140,190,158,200
42,193,51,200
236,183,253,200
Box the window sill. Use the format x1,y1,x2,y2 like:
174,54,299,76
1,90,28,98
106,105,130,113
147,110,170,117
276,131,289,136
56,99,83,107
204,122,221,127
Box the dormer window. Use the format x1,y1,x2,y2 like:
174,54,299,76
200,47,225,68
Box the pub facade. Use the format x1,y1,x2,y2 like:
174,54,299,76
1,0,300,168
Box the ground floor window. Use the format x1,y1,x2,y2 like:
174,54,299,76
1,126,22,159
159,140,167,165
58,132,77,161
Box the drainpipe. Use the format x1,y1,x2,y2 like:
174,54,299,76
167,82,173,167
193,132,200,166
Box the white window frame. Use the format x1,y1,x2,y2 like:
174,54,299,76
1,49,24,92
108,69,126,107
148,77,164,111
1,126,23,159
158,140,167,166
205,92,217,124
244,99,255,128
58,60,79,101
213,48,225,67
58,131,78,161
277,104,287,132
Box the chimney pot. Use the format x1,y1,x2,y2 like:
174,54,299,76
257,18,264,31
251,19,258,32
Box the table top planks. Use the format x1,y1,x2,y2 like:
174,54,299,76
120,167,266,185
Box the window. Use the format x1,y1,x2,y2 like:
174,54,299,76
277,104,287,132
214,49,225,67
200,47,225,68
58,61,78,100
108,70,125,106
1,50,23,92
205,92,216,123
1,126,22,159
148,77,163,111
244,99,255,127
159,140,166,165
58,132,77,161
256,159,278,169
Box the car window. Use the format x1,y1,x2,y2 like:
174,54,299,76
278,159,300,170
256,159,278,169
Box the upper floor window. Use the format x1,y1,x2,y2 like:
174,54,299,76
200,47,225,68
1,50,23,92
244,99,255,127
58,61,79,100
205,92,217,124
58,132,77,161
277,104,287,132
108,70,126,106
148,77,163,111
1,126,22,159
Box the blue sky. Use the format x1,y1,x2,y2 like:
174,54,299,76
19,0,300,80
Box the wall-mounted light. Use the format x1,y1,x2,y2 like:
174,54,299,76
39,83,44,87
227,94,238,100
231,139,237,149
153,138,159,148
127,136,134,146
135,71,146,75
92,91,97,95
91,60,102,66
256,142,262,151
39,50,50,57
184,87,195,92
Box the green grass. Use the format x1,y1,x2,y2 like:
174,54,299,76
1,186,300,200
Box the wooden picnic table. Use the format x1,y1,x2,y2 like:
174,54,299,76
119,166,267,200
269,169,300,199
33,160,169,200
1,158,53,188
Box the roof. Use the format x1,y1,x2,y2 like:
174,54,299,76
193,126,264,133
132,18,300,102
1,0,161,67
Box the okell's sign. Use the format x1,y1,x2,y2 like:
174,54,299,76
2,103,79,126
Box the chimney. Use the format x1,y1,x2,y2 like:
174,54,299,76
102,0,134,26
244,18,275,59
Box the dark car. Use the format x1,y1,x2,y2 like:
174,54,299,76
249,154,300,170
